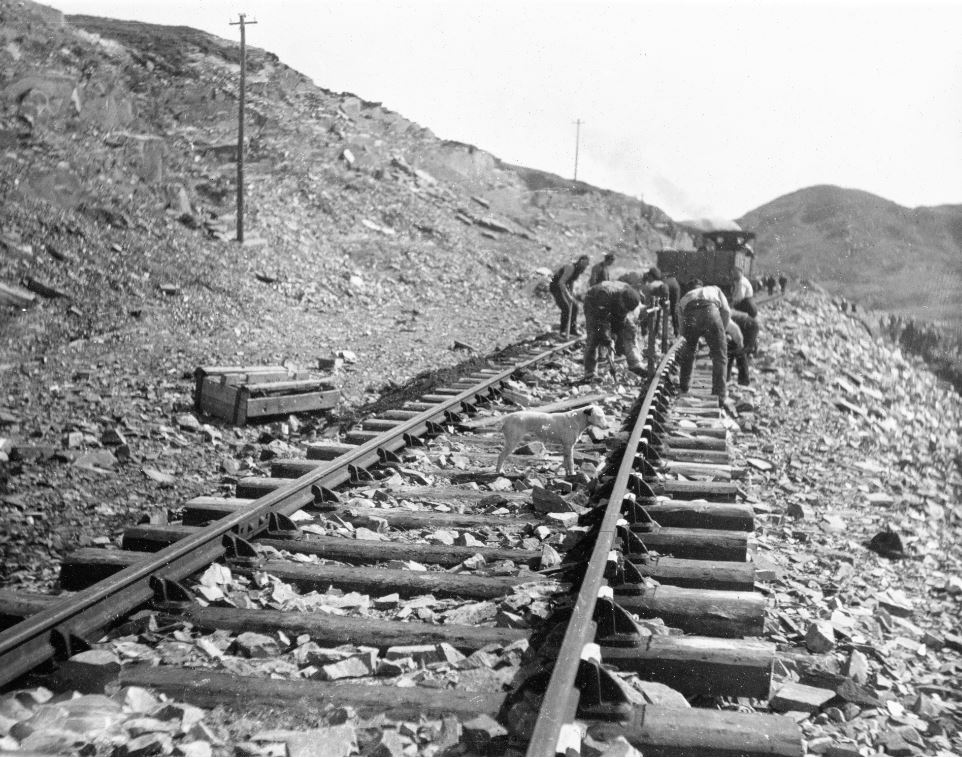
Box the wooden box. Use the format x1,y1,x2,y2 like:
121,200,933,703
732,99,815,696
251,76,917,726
194,365,338,426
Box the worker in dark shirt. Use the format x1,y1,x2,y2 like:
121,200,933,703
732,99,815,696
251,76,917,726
549,255,590,335
583,280,646,380
727,310,758,386
588,252,615,287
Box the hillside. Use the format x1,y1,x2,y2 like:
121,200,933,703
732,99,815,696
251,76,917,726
0,1,683,407
738,185,962,331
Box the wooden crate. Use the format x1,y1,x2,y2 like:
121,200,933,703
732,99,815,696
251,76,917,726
194,365,339,426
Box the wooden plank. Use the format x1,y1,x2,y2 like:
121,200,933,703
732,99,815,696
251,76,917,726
662,447,731,464
601,635,774,698
615,586,765,637
362,418,403,431
664,435,727,451
630,526,747,561
588,706,803,756
233,560,552,600
159,603,527,651
657,480,740,502
636,557,754,592
122,524,196,551
60,548,151,590
23,276,69,299
115,666,505,719
642,500,753,531
0,281,36,308
257,536,540,568
305,441,358,460
664,461,737,480
345,430,381,444
245,378,335,395
667,426,728,439
459,392,609,430
0,590,64,629
244,389,339,419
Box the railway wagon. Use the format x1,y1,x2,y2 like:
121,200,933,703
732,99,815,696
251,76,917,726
657,229,755,298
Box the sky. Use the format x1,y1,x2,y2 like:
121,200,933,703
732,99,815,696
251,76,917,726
51,0,962,221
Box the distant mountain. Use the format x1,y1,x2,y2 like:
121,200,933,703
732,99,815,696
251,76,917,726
738,185,962,330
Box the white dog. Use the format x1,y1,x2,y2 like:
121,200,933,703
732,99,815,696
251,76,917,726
496,404,608,476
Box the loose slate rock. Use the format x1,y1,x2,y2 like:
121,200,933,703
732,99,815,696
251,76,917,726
769,681,836,713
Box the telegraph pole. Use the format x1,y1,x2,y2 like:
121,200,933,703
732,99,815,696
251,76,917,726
230,13,257,243
573,119,583,181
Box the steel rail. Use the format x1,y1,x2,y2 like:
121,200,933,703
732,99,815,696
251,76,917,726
0,337,579,687
525,338,681,757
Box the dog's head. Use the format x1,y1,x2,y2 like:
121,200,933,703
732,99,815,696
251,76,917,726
583,404,607,428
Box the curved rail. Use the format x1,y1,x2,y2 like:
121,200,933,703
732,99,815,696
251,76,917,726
526,338,681,756
0,336,579,687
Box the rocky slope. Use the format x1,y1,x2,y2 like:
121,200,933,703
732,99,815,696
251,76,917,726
0,1,683,412
738,185,962,331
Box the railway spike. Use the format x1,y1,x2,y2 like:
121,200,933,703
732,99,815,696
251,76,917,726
267,511,301,538
402,432,424,447
149,576,195,606
604,549,648,587
348,464,375,484
638,439,666,469
376,447,402,465
627,474,658,503
634,456,662,482
460,400,477,415
594,588,645,647
620,500,661,530
425,419,445,435
310,484,341,505
443,410,462,424
223,533,259,562
615,523,650,559
50,626,92,659
575,649,634,721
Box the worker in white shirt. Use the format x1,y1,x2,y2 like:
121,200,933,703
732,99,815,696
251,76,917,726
730,267,757,318
676,280,732,407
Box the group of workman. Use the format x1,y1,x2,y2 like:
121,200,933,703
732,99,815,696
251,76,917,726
549,252,764,409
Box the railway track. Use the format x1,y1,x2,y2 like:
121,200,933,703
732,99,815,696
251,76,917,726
0,299,803,756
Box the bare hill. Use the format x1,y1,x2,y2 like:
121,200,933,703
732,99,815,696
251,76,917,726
0,1,683,404
738,185,962,331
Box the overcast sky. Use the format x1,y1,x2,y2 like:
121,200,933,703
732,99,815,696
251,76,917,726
52,0,962,220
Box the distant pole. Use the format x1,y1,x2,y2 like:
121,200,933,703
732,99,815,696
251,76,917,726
573,119,583,181
230,13,257,243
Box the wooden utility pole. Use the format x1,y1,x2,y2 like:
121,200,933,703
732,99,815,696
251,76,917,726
573,119,583,181
230,14,257,243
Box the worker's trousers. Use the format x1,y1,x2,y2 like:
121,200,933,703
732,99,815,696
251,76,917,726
550,283,579,335
677,301,727,401
584,305,642,378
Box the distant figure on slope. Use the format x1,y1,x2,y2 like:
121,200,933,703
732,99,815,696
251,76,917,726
730,266,758,318
550,254,590,336
676,280,731,408
765,274,776,296
588,251,616,287
583,281,647,381
778,272,788,293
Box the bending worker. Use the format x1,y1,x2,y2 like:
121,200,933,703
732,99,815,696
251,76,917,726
676,279,732,407
583,280,647,381
550,254,590,335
